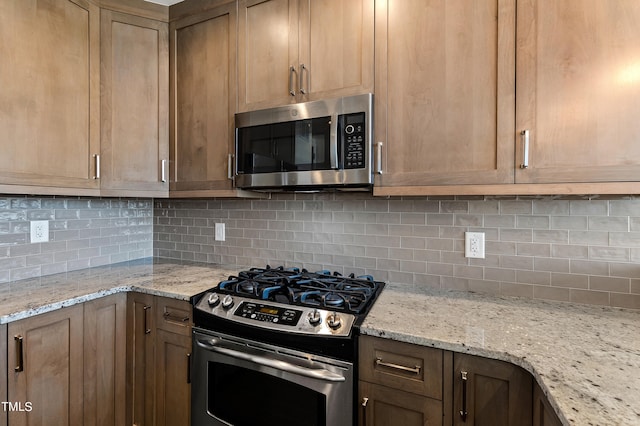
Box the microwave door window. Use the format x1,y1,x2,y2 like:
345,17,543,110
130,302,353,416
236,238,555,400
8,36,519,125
293,117,331,171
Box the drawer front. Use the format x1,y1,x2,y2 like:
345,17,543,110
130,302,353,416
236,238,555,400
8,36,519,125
156,297,192,335
359,336,443,399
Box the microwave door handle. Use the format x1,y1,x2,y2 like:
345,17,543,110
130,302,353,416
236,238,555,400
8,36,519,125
196,338,346,383
330,116,339,169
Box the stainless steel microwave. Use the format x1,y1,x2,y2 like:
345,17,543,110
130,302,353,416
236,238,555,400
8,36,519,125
234,94,373,191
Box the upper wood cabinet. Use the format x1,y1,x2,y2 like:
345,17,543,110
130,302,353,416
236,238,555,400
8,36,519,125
238,0,374,112
374,0,640,196
100,10,170,197
169,1,238,195
515,0,640,185
373,0,516,193
0,0,101,196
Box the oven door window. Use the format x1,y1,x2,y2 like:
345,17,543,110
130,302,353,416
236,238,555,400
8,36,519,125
208,362,326,426
236,117,332,174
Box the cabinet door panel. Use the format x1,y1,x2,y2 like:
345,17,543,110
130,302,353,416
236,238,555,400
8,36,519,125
374,0,515,189
359,381,442,426
84,294,126,426
238,0,298,111
0,0,100,192
453,353,531,426
101,11,169,196
155,330,191,426
516,0,640,184
171,3,237,192
7,305,84,426
299,0,374,100
126,293,156,426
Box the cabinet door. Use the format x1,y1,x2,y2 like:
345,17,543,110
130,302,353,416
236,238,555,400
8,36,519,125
155,330,191,426
374,0,516,193
170,2,237,193
298,0,374,101
516,0,640,184
238,0,299,111
84,293,126,426
453,354,532,426
7,304,84,426
0,0,100,195
126,293,156,426
359,381,443,426
100,10,169,197
533,382,562,426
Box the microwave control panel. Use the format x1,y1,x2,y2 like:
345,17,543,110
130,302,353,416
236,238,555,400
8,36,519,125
339,112,366,169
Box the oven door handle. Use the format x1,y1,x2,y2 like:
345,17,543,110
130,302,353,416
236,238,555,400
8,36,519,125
196,338,346,383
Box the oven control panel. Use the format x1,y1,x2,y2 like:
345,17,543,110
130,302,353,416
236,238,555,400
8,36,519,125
194,292,356,336
234,301,302,325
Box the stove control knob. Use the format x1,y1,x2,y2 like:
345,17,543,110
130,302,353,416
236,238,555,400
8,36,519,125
307,309,321,326
327,312,342,330
207,293,220,307
221,295,234,310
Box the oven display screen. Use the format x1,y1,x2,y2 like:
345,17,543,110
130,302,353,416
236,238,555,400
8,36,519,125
235,302,303,326
259,307,278,315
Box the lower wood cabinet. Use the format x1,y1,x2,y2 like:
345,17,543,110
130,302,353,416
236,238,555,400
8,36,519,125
360,336,544,426
0,292,191,426
7,304,85,426
533,382,562,426
127,293,192,426
453,353,532,426
84,294,127,426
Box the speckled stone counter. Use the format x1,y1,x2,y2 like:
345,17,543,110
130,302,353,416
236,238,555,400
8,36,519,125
360,287,640,426
0,258,241,324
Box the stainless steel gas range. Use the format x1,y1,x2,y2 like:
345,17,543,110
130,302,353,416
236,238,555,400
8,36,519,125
190,266,385,426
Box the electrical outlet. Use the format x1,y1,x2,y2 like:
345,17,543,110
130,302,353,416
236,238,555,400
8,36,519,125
214,223,225,242
30,220,49,243
465,231,485,259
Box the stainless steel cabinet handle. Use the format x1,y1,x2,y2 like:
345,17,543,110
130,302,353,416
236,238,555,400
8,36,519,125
93,154,100,179
196,338,346,382
300,64,308,94
375,357,421,375
14,335,24,372
186,353,191,384
143,305,151,334
227,154,235,180
289,66,296,96
375,141,383,174
460,370,469,421
161,159,167,183
520,130,530,169
361,397,369,425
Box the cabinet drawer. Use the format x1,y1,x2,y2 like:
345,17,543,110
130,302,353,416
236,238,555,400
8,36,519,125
156,298,192,336
359,336,443,400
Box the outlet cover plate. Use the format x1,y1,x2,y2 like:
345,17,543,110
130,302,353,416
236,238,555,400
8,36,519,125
214,223,225,241
30,220,49,243
465,231,485,259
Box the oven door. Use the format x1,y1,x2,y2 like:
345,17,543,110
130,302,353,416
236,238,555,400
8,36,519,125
192,329,353,426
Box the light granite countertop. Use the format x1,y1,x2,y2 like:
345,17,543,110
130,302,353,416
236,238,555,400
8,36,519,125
3,260,638,425
0,258,241,324
360,286,640,426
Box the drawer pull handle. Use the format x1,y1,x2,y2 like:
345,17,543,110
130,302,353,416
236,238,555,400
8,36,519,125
375,357,421,375
163,311,190,323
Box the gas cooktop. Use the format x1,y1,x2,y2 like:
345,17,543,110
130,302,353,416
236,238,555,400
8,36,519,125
212,265,384,315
